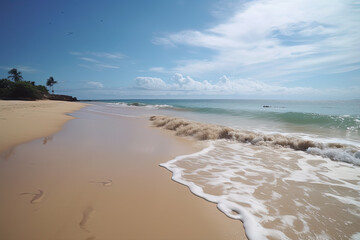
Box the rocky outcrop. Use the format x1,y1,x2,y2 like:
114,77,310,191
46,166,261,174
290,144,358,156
46,94,77,101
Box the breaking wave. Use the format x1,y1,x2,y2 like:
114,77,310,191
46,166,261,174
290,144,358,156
150,115,360,165
108,102,174,109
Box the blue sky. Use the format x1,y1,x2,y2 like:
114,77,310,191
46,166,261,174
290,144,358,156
1,0,359,100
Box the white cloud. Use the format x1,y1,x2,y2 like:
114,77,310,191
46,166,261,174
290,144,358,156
1,65,37,73
87,81,104,88
71,51,126,71
135,77,169,90
135,74,317,96
149,67,166,73
96,64,120,69
90,52,126,59
171,73,214,91
80,57,99,63
154,0,360,78
71,51,126,59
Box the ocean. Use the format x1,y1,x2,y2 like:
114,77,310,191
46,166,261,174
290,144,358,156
85,99,360,239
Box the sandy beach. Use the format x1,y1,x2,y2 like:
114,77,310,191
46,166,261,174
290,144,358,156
3,0,359,238
0,101,246,240
0,100,85,153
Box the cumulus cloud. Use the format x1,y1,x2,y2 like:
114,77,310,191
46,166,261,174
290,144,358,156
135,77,169,90
154,0,360,78
87,81,104,88
135,74,316,96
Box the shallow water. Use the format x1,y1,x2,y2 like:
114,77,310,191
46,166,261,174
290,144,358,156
161,140,360,239
85,101,360,239
88,99,360,143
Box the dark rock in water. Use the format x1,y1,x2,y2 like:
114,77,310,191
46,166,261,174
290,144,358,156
47,94,77,101
263,105,271,108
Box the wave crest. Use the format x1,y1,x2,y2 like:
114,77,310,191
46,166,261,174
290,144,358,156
109,102,173,109
150,115,360,165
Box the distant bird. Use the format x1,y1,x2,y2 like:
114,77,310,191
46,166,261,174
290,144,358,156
66,32,74,36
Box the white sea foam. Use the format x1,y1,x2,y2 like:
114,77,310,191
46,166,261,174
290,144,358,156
106,102,173,110
151,115,360,166
85,106,139,118
351,232,360,240
160,143,269,240
83,104,360,238
161,140,360,239
145,104,173,109
107,102,129,107
307,147,360,165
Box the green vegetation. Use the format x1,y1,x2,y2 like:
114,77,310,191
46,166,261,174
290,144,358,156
0,68,49,100
7,68,23,82
1,68,77,101
46,76,57,94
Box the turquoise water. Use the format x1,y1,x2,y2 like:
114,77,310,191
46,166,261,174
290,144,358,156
94,99,360,116
88,99,360,142
84,99,360,239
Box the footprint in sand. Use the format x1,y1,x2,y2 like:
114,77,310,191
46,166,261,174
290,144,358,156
80,206,94,232
20,189,45,204
1,146,16,160
89,179,113,187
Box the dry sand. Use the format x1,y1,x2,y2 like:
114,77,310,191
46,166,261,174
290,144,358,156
0,103,246,240
0,100,85,153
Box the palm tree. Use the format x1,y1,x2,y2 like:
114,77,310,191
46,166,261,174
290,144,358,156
8,68,23,82
46,76,57,94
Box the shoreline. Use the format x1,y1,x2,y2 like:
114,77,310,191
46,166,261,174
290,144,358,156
147,114,360,239
0,102,246,239
0,100,86,154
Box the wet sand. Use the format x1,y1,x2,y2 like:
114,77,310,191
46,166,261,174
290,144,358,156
0,100,85,153
0,105,246,239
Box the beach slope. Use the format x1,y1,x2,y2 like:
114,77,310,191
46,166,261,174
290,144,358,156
0,104,246,240
0,100,85,153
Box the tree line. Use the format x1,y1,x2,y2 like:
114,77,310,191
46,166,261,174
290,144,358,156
0,68,58,100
